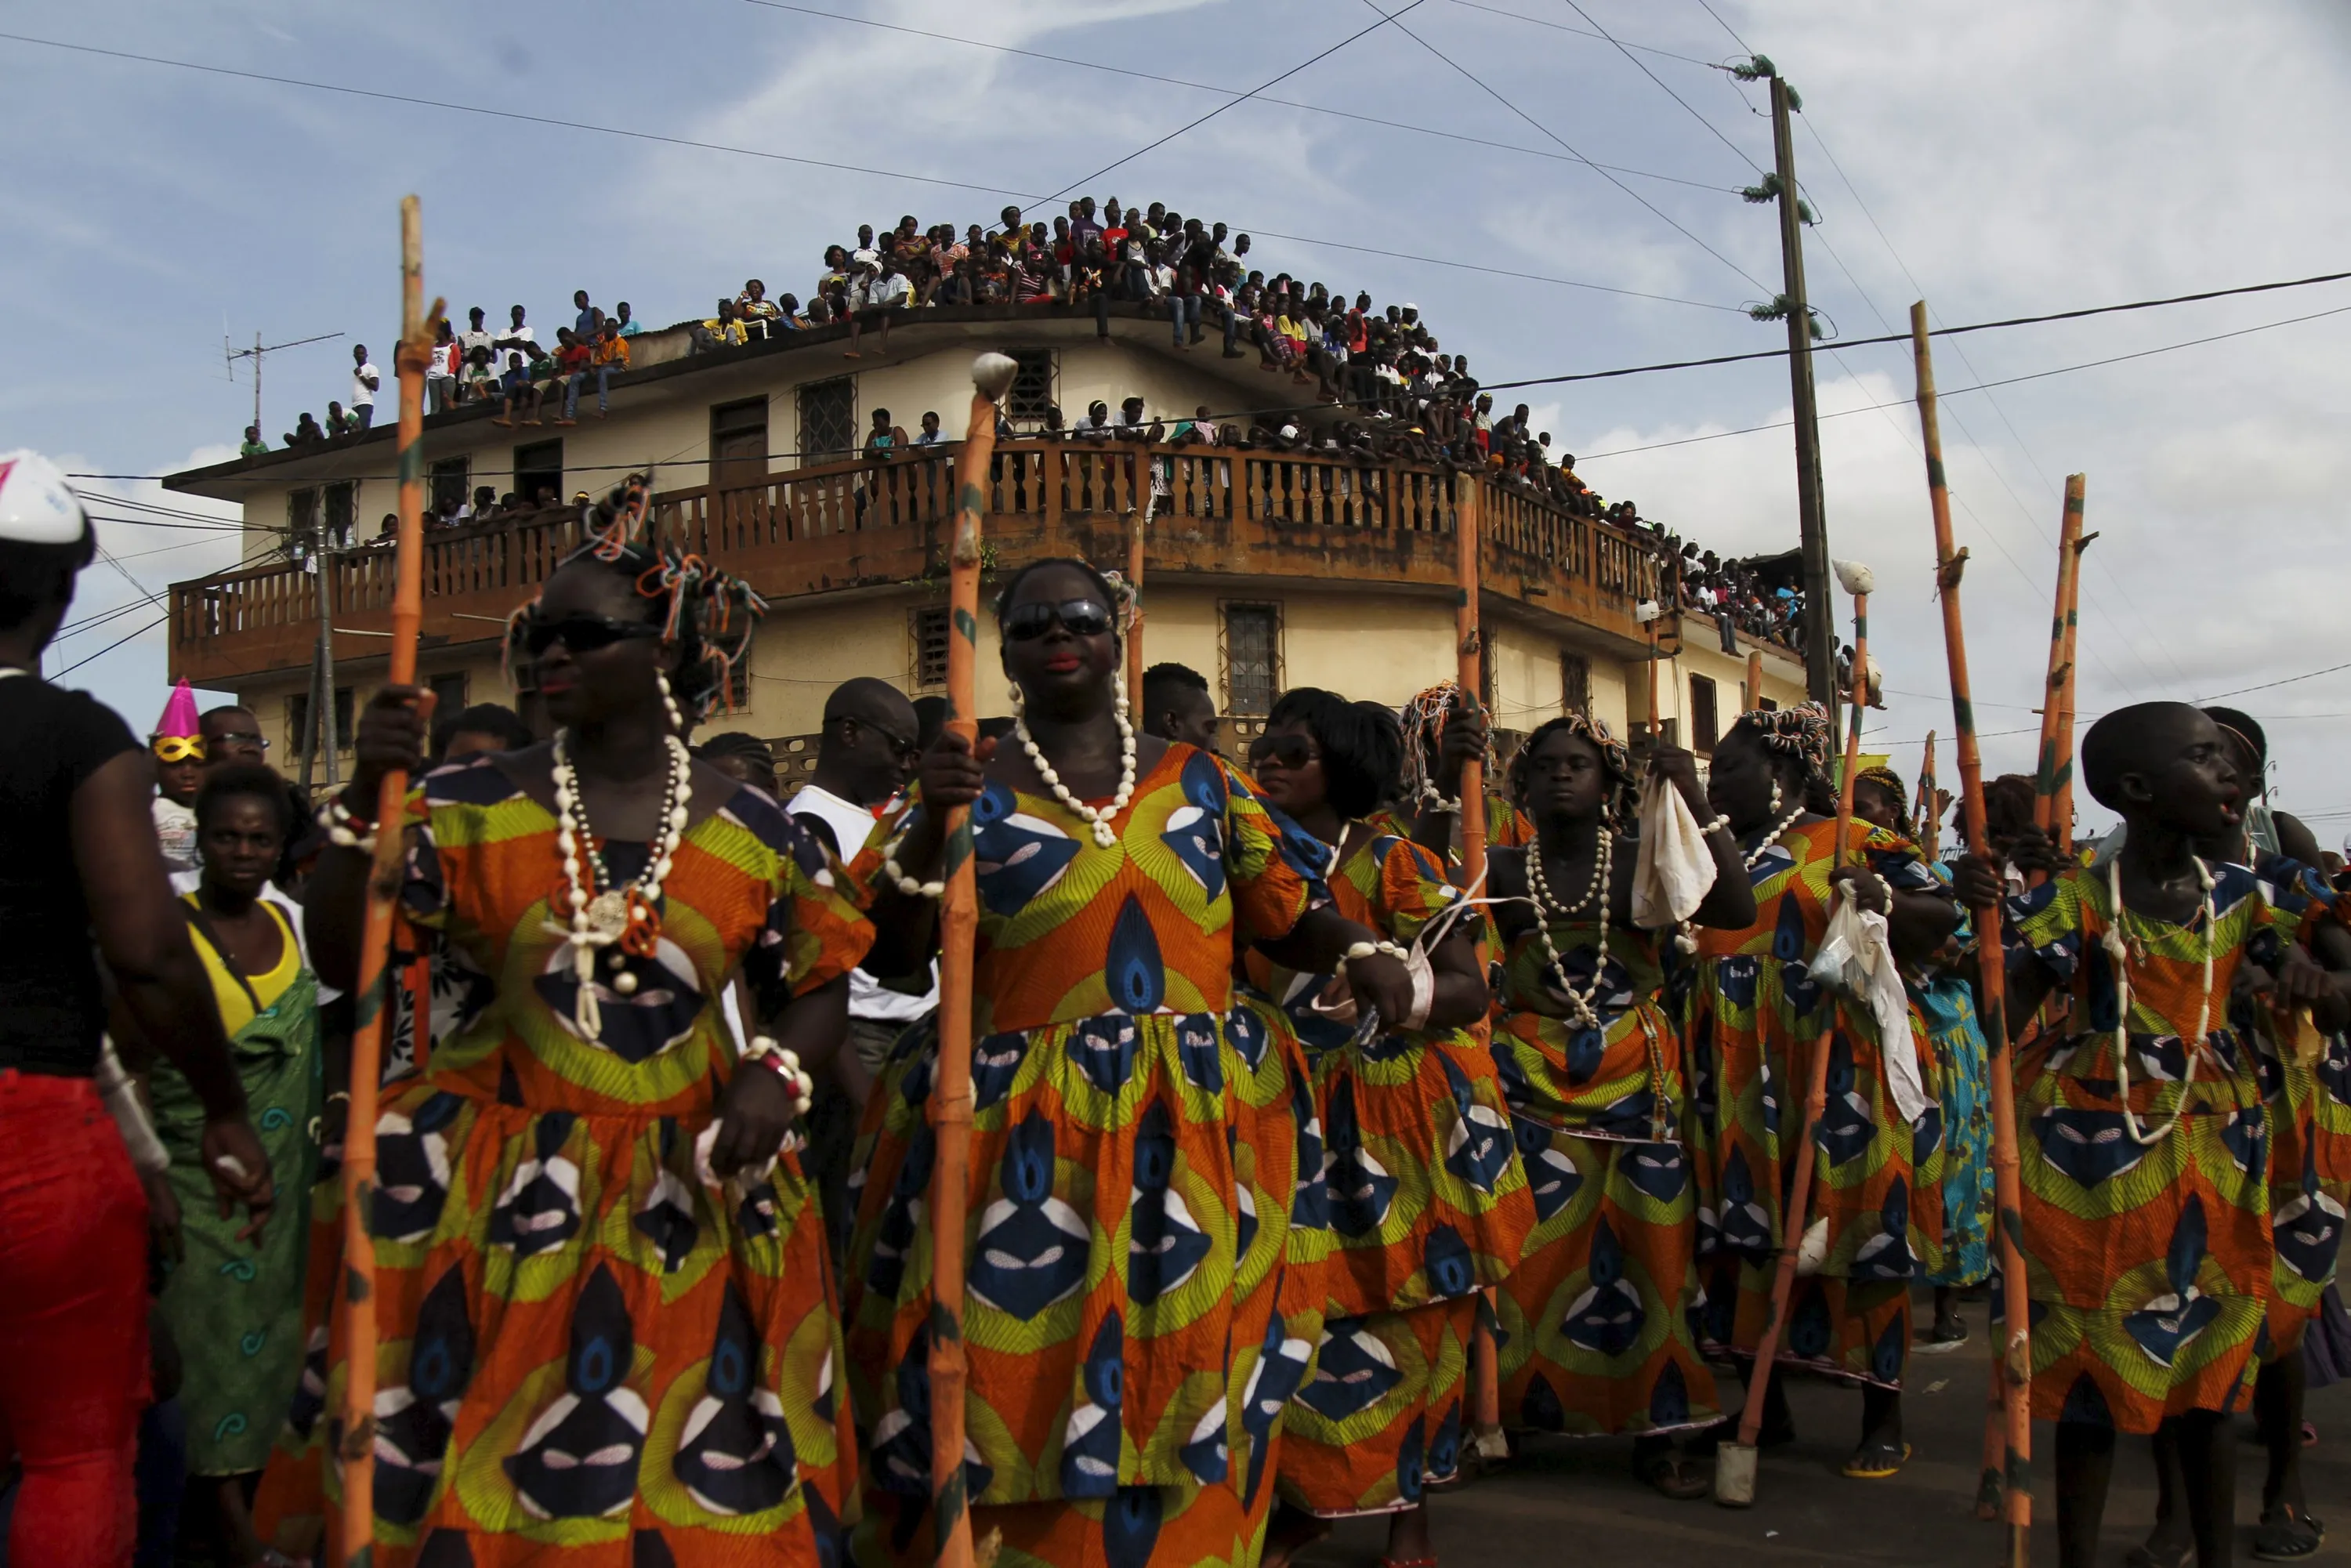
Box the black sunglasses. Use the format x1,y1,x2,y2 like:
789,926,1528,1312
1247,733,1320,771
849,716,922,762
1002,597,1114,642
522,612,663,657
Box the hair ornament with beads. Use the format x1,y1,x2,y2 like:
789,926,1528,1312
1509,710,1636,826
1399,680,1491,808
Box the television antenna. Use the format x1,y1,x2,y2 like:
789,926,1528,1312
224,327,346,440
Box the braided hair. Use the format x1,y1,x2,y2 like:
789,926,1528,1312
1398,680,1491,807
1853,764,1914,838
1727,701,1836,812
1509,711,1636,827
502,477,768,724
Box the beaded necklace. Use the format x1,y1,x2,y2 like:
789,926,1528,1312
552,728,693,1036
2102,851,2217,1148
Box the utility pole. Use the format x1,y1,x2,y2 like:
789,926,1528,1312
225,328,344,442
298,544,341,791
1765,68,1837,724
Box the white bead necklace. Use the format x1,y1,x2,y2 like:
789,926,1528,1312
2103,851,2217,1148
1013,687,1136,849
1526,826,1612,1030
552,727,693,1037
1739,786,1810,874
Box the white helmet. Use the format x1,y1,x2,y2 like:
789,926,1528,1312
0,451,89,545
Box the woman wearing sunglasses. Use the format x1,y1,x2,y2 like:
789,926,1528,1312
842,559,1416,1568
1484,715,1753,1502
285,493,871,1561
1241,688,1534,1568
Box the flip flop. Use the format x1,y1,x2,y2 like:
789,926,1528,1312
1636,1447,1712,1501
1839,1440,1912,1479
2251,1506,2325,1563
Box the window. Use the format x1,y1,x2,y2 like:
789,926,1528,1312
1560,651,1591,716
721,657,752,715
798,376,857,461
291,687,356,755
911,604,951,690
323,481,357,551
287,487,321,560
513,439,563,505
334,686,354,750
286,692,310,757
712,397,768,489
1004,349,1058,427
1221,602,1282,717
1758,696,1779,713
429,455,470,516
429,671,469,719
1690,673,1719,753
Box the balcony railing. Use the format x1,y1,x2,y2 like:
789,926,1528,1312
169,444,1667,684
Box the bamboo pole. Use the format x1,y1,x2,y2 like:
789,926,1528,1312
1745,647,1764,715
1123,483,1155,715
2027,477,2086,885
925,353,1016,1568
335,196,444,1565
1453,469,1506,1454
1911,301,2030,1568
1918,731,1940,860
2050,528,2095,860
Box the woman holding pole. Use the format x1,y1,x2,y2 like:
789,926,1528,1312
301,496,868,1562
841,559,1418,1567
1687,704,1958,1479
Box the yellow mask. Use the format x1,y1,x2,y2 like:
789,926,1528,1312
151,736,205,764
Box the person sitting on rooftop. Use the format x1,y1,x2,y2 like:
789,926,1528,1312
459,343,498,404
239,425,268,459
493,303,534,358
693,299,748,354
614,301,641,337
737,279,781,339
325,400,360,438
550,326,594,427
491,349,542,428
586,317,629,419
847,257,910,358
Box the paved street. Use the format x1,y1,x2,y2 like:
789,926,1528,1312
1299,1293,2351,1566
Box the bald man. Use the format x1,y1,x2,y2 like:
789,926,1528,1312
787,676,934,1258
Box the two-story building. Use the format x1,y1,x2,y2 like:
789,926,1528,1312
164,300,1804,789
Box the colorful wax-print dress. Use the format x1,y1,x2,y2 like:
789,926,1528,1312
1486,863,1720,1438
1918,864,1994,1290
1687,817,1947,1389
2004,860,2319,1432
150,896,324,1477
841,743,1332,1568
284,755,872,1566
2246,856,2349,1360
1245,831,1534,1519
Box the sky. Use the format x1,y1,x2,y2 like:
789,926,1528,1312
6,0,2349,842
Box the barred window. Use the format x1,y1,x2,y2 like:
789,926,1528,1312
799,376,857,461
1004,349,1058,427
1223,602,1282,717
912,605,951,689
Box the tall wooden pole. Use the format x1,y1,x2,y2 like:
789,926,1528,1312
1123,487,1154,715
336,196,443,1566
1918,731,1940,860
2050,528,2094,859
1744,647,1764,715
1452,469,1505,1454
925,353,1016,1568
1911,301,2030,1568
2028,477,2085,882
1767,69,1836,725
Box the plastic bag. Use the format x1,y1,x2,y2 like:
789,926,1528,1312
1810,885,1930,1124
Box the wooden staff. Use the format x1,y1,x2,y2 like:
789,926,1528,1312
1745,647,1764,715
1452,469,1506,1454
335,195,444,1561
1123,484,1155,715
1717,576,1867,1508
1918,731,1940,860
2050,527,2095,857
1911,301,2030,1568
2027,477,2085,885
925,353,1017,1568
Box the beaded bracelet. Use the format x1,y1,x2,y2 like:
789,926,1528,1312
1698,813,1733,835
1342,939,1409,963
316,794,378,855
883,856,945,900
744,1034,815,1115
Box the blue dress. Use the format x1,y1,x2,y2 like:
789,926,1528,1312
1917,863,1992,1287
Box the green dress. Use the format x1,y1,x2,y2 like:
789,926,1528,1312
149,898,324,1476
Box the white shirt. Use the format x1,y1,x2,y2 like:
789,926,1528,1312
352,360,380,407
787,784,938,1023
459,327,494,363
868,273,911,310
154,796,197,873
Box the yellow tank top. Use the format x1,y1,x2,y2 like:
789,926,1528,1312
182,894,300,1036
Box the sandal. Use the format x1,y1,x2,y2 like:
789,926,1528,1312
2252,1505,2326,1562
1839,1440,1912,1479
2123,1534,2193,1568
1636,1447,1711,1501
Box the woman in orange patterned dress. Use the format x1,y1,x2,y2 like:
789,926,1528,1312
1485,715,1753,1500
292,525,871,1565
1965,703,2346,1568
1686,706,1957,1480
842,561,1419,1568
1241,688,1534,1568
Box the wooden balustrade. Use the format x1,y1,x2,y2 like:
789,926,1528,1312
169,444,1670,683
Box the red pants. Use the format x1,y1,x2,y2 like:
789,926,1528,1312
0,1070,150,1566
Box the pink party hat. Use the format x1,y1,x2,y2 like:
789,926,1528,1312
153,679,201,739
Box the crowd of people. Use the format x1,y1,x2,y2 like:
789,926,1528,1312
64,273,2346,1568
1678,549,1806,655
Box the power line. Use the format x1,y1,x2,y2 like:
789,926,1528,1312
51,613,169,679
737,0,1737,194
0,31,1040,201
1693,0,1755,54
1227,229,1748,311
1555,0,1764,173
1444,0,1723,66
1040,0,1431,205
1361,0,1774,294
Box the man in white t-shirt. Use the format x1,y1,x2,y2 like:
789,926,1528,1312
458,306,495,368
350,343,381,430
